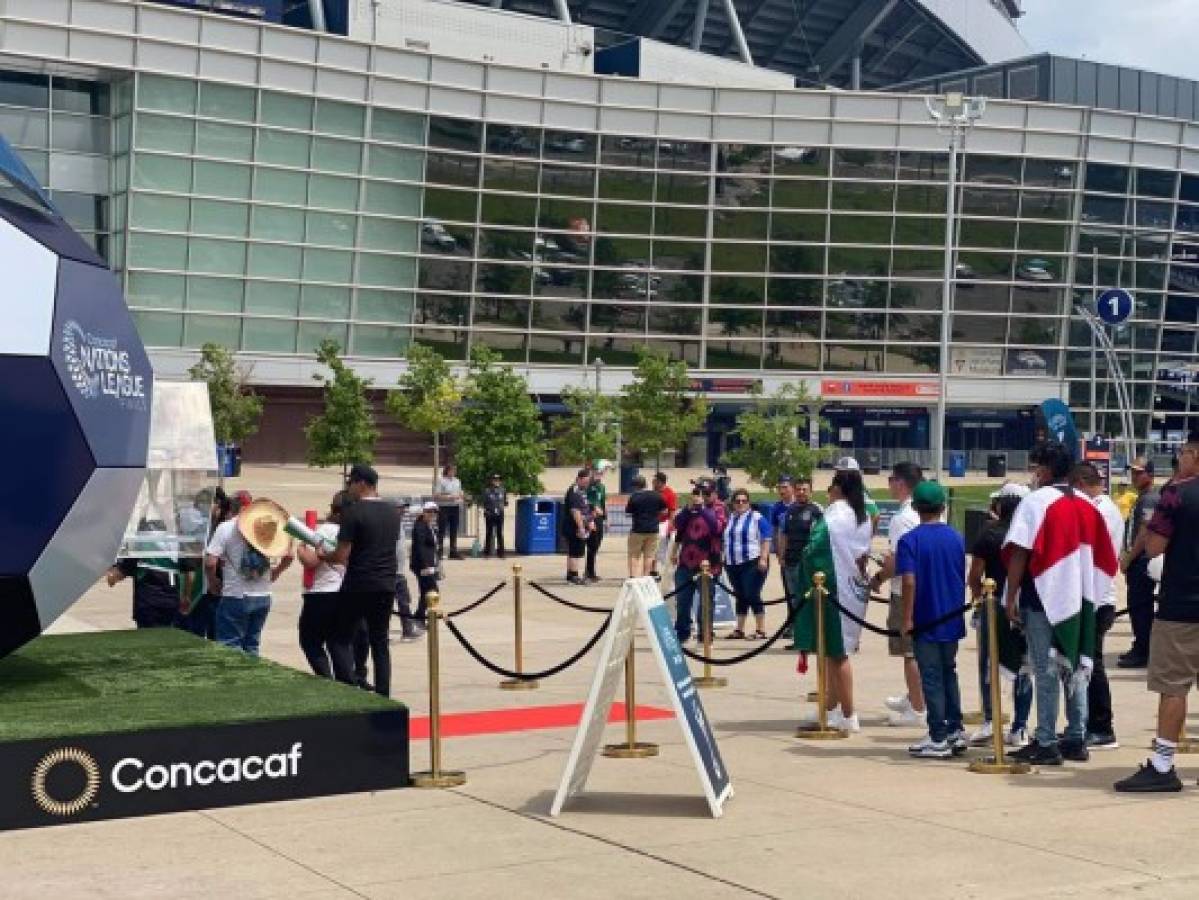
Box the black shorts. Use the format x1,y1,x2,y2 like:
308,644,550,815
565,532,587,558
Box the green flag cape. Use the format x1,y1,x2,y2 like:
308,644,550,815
790,517,849,658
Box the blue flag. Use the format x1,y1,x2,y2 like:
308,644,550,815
1040,399,1079,459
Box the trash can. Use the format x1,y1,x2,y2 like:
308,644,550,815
964,508,990,549
619,464,640,494
987,453,1007,479
863,450,882,475
515,497,558,554
948,451,967,478
216,443,239,478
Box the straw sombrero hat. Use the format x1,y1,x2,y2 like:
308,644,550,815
237,498,292,558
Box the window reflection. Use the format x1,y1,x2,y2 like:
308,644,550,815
590,304,647,334
1085,164,1129,194
1024,160,1075,189
963,154,1021,186
426,150,479,188
472,297,530,329
833,149,895,180
826,343,882,372
767,277,823,307
486,124,540,157
429,117,481,153
897,152,947,182
542,164,596,197
657,140,709,172
773,146,828,178
710,276,764,304
601,135,655,169
484,156,538,193
529,331,584,364
544,130,596,163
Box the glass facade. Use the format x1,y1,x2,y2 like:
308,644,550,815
2,3,1199,448
0,71,111,252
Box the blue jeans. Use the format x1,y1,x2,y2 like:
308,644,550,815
673,566,706,641
725,560,767,616
913,639,963,743
216,594,272,656
977,613,1033,731
1023,608,1087,747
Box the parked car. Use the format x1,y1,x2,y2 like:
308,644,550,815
421,221,457,251
1016,258,1055,281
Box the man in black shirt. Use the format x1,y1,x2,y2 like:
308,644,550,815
482,474,508,559
562,469,592,585
1116,435,1199,792
106,555,183,629
322,464,400,697
1119,457,1160,668
625,475,666,577
780,478,822,582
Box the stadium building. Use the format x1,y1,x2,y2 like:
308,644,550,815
1,0,1197,468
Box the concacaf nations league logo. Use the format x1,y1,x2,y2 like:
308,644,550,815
61,320,148,410
31,748,101,817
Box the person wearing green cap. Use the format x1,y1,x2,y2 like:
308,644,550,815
896,480,967,759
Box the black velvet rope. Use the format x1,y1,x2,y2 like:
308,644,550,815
444,616,611,681
680,595,806,667
445,581,508,619
527,581,612,614
822,590,975,638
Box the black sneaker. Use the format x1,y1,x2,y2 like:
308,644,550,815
1087,732,1120,751
1060,739,1090,762
1117,653,1149,669
1114,762,1183,793
1009,741,1063,766
567,575,586,585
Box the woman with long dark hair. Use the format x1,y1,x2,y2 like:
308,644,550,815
793,468,873,733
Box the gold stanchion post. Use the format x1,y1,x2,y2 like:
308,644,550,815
412,591,467,788
968,579,1030,775
1177,724,1198,753
797,572,847,740
694,561,727,689
500,563,538,691
602,633,659,758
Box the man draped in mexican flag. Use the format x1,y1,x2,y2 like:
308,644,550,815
791,469,874,734
1002,441,1119,766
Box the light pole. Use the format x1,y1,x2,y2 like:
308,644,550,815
926,92,985,479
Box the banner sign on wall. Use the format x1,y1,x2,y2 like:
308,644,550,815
820,380,939,399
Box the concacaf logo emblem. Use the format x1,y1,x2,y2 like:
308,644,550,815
31,748,101,817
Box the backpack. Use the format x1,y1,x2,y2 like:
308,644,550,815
239,546,271,580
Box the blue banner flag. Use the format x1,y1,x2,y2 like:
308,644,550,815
1040,399,1079,459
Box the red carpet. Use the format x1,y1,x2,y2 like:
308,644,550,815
409,702,674,740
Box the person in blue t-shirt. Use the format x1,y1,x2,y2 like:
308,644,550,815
897,480,967,759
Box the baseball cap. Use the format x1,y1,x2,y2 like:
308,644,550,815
776,474,793,485
835,456,861,472
1130,456,1155,475
234,489,253,508
989,482,1030,501
422,501,438,512
913,480,947,508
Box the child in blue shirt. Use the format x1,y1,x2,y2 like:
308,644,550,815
897,480,967,759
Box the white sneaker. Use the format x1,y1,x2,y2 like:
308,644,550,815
830,711,861,733
908,735,952,758
968,721,994,746
1005,727,1028,748
887,708,926,727
947,728,969,755
884,693,910,713
799,705,841,727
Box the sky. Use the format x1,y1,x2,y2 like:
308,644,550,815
1018,0,1199,82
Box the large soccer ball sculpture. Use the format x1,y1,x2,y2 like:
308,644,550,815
0,150,152,659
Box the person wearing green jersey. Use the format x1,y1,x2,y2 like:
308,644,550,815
585,466,608,583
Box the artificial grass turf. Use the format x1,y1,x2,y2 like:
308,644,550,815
0,629,403,744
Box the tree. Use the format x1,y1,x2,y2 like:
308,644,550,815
187,343,264,446
620,346,708,470
387,343,463,491
305,340,379,480
549,385,620,467
723,383,831,487
454,346,545,499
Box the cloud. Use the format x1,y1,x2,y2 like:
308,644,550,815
1018,0,1199,81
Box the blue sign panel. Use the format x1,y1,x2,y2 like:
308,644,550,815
645,601,731,803
1097,288,1134,326
1040,399,1080,459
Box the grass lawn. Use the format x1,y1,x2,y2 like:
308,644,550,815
0,629,402,744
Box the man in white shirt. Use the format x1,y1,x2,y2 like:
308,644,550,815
204,499,293,656
1071,461,1125,750
435,464,465,560
869,461,927,726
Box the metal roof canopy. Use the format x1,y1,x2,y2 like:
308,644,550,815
459,0,1008,88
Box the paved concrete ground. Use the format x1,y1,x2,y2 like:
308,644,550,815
6,465,1199,899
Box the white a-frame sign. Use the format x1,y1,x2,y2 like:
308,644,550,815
550,576,733,818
